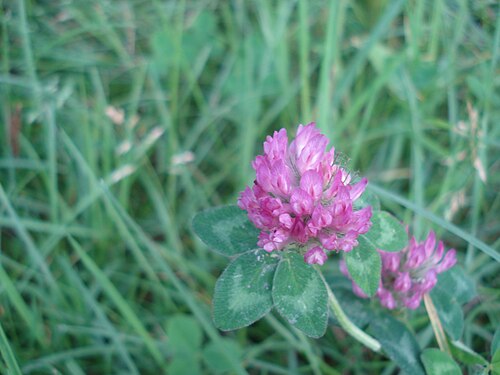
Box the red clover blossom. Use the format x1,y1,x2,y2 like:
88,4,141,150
341,230,457,309
238,123,372,265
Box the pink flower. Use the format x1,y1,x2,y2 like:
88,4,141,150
341,230,457,309
238,123,372,264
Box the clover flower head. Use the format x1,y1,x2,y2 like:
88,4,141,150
238,123,372,265
341,230,457,309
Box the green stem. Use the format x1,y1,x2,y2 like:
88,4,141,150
317,269,381,352
423,293,451,355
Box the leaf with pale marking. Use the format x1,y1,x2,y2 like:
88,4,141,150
192,205,260,256
354,188,381,211
344,236,381,296
430,267,476,340
370,314,425,375
272,252,328,338
362,211,407,252
421,348,461,375
213,250,278,330
431,288,464,341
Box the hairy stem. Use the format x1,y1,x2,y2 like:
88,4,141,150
317,268,381,352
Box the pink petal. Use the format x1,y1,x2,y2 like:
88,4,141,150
263,128,288,161
419,269,438,293
339,260,349,276
304,246,327,265
349,177,368,201
437,249,457,273
424,231,436,257
403,293,423,310
310,205,332,231
394,272,412,292
278,213,294,229
291,218,308,244
290,188,314,216
380,251,401,273
319,232,338,250
300,170,323,201
378,289,397,310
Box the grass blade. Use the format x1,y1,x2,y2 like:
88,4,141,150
0,320,22,375
67,237,165,368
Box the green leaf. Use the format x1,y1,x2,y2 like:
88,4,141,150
421,348,462,375
203,338,243,374
213,250,278,331
192,205,260,256
272,252,328,338
434,267,476,304
430,288,464,341
492,348,500,375
354,188,381,211
166,315,203,355
344,236,381,296
492,328,500,357
167,357,202,375
430,267,476,340
362,211,407,252
448,340,488,366
370,314,425,375
166,315,203,375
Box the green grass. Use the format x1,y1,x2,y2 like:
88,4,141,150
0,0,499,373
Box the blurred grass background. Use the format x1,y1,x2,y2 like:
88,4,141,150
0,0,499,373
